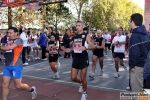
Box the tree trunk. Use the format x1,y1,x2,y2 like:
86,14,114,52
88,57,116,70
8,7,12,27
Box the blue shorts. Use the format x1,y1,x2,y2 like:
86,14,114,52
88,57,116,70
3,66,23,79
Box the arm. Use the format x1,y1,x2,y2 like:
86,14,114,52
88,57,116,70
53,41,59,48
129,34,140,71
96,39,105,49
86,35,94,50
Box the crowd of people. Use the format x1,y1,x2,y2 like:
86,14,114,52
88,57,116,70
0,13,150,100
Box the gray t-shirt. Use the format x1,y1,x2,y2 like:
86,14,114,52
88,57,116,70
4,38,23,67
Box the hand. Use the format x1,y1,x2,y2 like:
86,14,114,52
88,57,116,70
131,68,135,73
79,46,86,51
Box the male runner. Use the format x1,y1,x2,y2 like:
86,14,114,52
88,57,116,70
89,30,105,78
71,21,94,100
1,27,37,100
112,27,127,78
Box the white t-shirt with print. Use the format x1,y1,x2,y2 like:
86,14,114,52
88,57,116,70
103,34,111,44
112,35,126,53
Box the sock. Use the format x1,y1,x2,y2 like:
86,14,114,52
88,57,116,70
56,72,58,75
30,88,34,92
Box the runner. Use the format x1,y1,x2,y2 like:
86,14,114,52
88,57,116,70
71,21,94,100
110,31,117,61
103,30,111,56
112,27,127,78
89,30,105,78
46,35,60,79
1,27,37,100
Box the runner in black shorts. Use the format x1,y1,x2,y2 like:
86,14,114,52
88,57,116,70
46,35,59,79
112,27,127,78
89,30,105,79
70,21,94,100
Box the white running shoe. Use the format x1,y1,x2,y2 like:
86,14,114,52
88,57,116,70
53,73,60,79
78,85,83,93
31,86,37,99
99,71,103,76
23,62,28,66
126,86,131,90
89,74,95,79
41,58,47,61
28,59,31,61
81,92,87,100
115,73,120,78
37,57,40,59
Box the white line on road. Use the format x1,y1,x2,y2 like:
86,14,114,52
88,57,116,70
24,57,64,68
23,74,127,92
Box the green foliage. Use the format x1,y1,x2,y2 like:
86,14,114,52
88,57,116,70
82,0,144,31
46,3,72,31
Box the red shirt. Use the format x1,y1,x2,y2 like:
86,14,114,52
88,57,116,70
110,34,117,42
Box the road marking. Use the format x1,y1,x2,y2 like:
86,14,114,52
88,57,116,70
23,74,127,92
24,57,64,68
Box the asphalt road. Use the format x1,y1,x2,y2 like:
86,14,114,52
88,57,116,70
0,49,129,92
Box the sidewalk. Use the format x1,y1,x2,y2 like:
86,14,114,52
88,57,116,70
0,76,120,100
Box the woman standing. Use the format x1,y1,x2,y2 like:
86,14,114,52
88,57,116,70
46,35,60,79
31,31,40,60
89,30,105,78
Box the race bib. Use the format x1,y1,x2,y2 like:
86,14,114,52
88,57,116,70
94,42,99,46
49,44,57,53
73,42,82,53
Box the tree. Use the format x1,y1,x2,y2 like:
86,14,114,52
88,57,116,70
46,3,72,31
82,0,144,31
69,0,88,20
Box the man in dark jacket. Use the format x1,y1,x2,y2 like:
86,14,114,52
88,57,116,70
129,13,150,92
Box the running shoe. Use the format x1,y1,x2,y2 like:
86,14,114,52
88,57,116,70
31,86,37,99
115,73,120,78
78,85,83,93
89,74,95,79
99,71,103,76
81,92,87,100
122,65,127,70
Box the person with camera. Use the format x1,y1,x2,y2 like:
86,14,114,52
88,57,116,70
31,31,40,60
46,35,60,79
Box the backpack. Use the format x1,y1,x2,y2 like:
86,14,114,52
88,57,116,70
143,50,150,88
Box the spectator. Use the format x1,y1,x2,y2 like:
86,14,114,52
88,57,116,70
20,27,29,65
129,13,150,92
39,29,48,60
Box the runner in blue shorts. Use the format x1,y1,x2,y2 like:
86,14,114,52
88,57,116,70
1,27,37,100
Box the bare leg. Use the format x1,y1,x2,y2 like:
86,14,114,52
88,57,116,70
80,67,88,92
105,47,107,55
92,55,98,73
50,62,57,73
115,57,119,72
99,57,104,70
14,79,32,91
71,68,81,84
2,76,11,100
